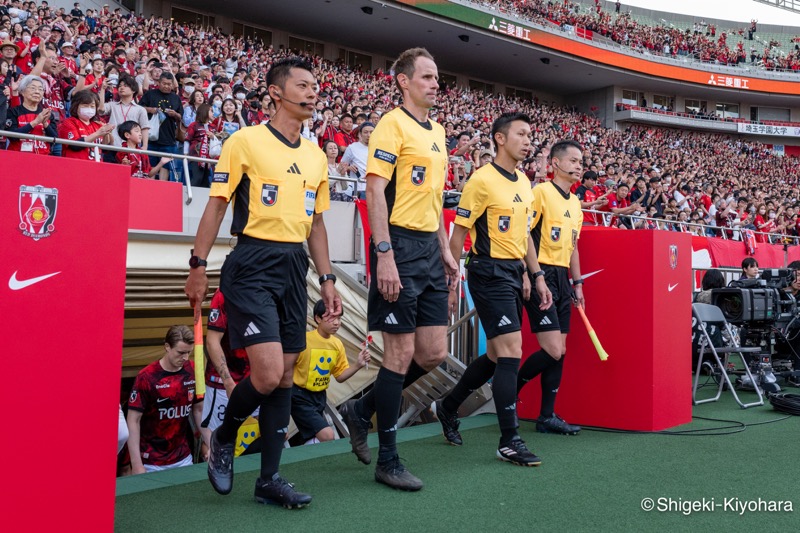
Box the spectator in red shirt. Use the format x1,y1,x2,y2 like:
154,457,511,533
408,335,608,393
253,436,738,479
333,112,356,154
575,171,609,225
116,120,169,178
57,89,114,160
601,183,641,228
4,74,57,155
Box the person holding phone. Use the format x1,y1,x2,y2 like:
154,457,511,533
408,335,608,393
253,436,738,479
337,121,374,200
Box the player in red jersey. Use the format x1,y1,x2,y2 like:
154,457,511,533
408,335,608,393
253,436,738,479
199,289,254,446
127,326,205,474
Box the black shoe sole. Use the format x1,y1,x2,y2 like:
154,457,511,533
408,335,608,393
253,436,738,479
255,495,311,509
374,476,424,491
443,435,463,446
536,426,580,436
497,455,542,467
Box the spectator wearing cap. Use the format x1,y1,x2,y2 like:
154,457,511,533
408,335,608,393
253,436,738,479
1,38,21,72
575,170,609,225
58,41,77,81
337,121,374,200
476,148,493,169
178,76,196,106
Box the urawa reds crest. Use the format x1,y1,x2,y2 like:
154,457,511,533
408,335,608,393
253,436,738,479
19,185,58,241
669,245,678,269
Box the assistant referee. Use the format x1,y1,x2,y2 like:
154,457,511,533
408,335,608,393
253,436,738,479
435,112,552,466
185,57,341,509
517,139,585,436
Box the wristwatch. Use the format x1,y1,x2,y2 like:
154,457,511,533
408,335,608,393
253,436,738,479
573,278,584,285
375,241,392,253
533,270,545,279
319,273,337,285
189,249,207,269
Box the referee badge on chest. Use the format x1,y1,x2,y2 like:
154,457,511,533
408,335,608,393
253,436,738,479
498,216,510,233
261,184,278,206
550,226,561,242
411,165,426,186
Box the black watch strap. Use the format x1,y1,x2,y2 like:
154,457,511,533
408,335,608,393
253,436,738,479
189,249,207,269
319,273,337,285
573,278,584,285
533,270,545,279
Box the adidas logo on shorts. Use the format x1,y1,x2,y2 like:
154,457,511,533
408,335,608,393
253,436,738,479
498,315,512,327
244,322,261,336
385,313,398,325
539,316,553,326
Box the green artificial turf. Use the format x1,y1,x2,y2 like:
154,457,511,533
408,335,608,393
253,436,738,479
115,392,799,533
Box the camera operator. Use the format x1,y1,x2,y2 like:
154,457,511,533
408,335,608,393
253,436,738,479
740,257,759,280
774,261,800,365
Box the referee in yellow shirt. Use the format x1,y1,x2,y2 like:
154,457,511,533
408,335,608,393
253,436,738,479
340,48,459,491
517,140,586,436
435,112,552,466
185,58,341,509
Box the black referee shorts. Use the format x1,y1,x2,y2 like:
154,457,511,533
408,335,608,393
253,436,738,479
290,385,329,441
466,256,524,340
524,264,573,334
367,226,449,333
220,236,309,353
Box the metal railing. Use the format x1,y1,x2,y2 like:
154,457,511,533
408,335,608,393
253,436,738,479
0,129,366,205
4,128,799,245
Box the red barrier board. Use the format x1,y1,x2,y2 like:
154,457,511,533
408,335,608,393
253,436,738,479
0,152,129,531
128,177,183,232
519,229,693,431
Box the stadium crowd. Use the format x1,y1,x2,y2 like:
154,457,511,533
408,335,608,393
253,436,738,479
479,0,800,71
1,0,800,242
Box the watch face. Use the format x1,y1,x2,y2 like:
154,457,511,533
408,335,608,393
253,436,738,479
377,241,391,253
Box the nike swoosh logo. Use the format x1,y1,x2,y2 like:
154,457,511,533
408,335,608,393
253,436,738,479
8,271,61,290
668,283,679,292
582,269,604,280
157,398,169,403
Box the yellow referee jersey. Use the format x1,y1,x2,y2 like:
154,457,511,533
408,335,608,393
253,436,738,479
531,181,583,267
366,107,448,232
454,163,533,260
209,123,330,243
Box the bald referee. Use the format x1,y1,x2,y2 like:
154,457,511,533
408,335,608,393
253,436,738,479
435,112,552,465
517,140,585,436
340,48,459,491
185,57,341,509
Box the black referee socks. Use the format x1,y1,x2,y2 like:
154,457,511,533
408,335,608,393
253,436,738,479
442,354,496,414
217,376,266,443
374,367,406,464
540,354,565,418
516,349,558,394
356,359,429,422
494,357,521,445
258,386,292,480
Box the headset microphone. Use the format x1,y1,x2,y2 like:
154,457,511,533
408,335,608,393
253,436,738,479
277,94,313,108
553,161,577,176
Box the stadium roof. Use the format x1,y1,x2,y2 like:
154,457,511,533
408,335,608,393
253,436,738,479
196,0,800,107
623,0,800,26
